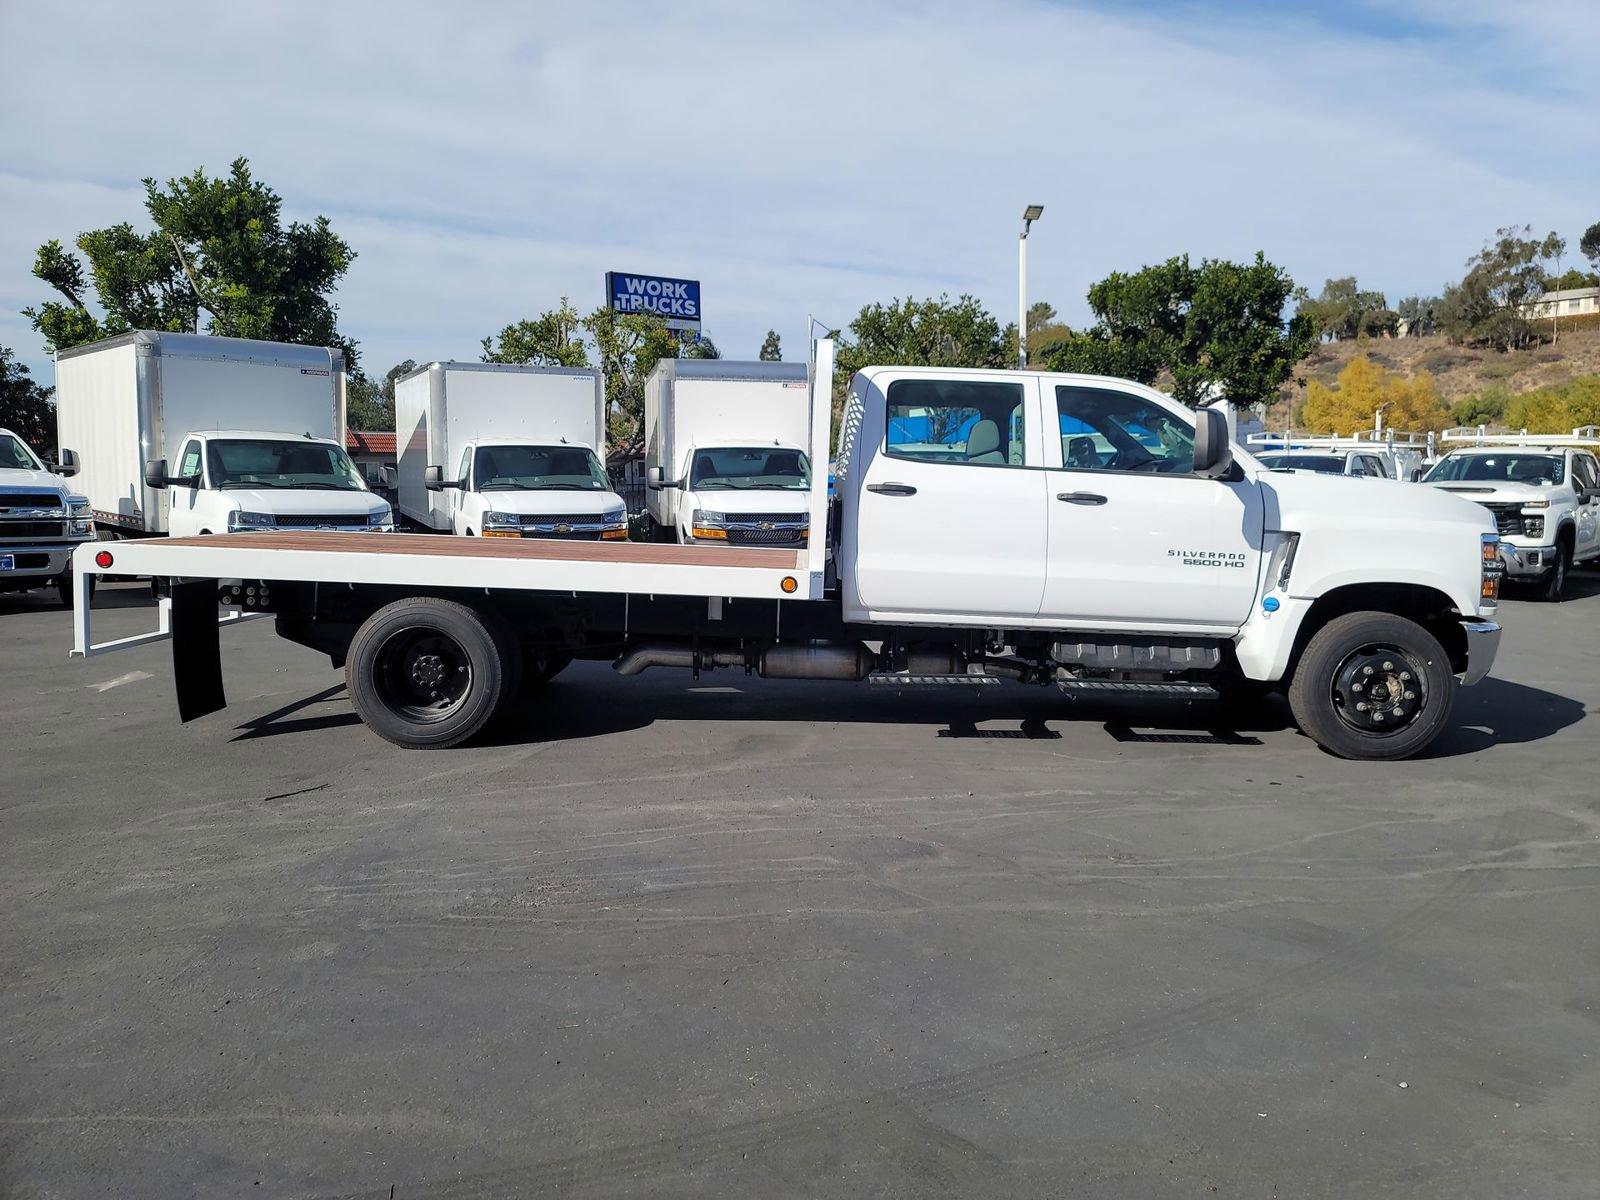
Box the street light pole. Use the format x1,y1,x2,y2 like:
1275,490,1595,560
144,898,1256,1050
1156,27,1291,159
1018,205,1043,369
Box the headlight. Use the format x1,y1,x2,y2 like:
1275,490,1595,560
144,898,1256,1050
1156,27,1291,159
227,510,275,530
603,508,627,526
68,497,92,518
690,509,728,540
369,507,394,530
483,510,521,528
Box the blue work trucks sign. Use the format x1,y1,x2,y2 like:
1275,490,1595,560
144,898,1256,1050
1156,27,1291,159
605,271,701,331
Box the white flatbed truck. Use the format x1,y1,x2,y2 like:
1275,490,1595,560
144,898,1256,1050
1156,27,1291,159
68,342,1505,760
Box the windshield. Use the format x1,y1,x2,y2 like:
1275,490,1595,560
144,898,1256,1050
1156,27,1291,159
0,433,44,471
206,439,366,491
473,445,610,491
1258,454,1346,474
1425,453,1564,486
689,447,810,490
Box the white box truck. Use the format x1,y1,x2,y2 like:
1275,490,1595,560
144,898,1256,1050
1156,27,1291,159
55,331,393,538
644,360,812,545
395,362,625,540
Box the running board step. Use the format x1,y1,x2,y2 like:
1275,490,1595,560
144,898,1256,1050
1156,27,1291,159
868,673,1001,687
1057,679,1219,698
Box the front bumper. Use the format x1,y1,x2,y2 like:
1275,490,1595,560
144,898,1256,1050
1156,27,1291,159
0,542,82,584
1498,543,1559,578
1459,619,1501,686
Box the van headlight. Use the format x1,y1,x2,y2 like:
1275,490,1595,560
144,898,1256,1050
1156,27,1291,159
690,509,727,540
228,510,275,530
483,510,521,528
368,506,395,531
601,507,629,540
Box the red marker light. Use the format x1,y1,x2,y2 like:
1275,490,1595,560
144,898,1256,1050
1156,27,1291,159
94,550,113,569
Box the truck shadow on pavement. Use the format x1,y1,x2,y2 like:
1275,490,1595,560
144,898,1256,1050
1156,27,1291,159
227,662,1584,758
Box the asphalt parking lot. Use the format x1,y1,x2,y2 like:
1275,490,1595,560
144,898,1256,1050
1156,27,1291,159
3,579,1597,1198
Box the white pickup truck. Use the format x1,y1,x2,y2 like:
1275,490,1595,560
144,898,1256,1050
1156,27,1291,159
1424,428,1600,601
0,428,94,605
69,343,1504,761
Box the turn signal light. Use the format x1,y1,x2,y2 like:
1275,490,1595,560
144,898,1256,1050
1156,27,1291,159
94,550,113,569
601,528,630,540
692,527,728,540
482,530,521,539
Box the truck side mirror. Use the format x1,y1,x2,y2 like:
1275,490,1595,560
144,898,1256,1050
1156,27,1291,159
423,465,461,492
54,448,80,477
646,466,664,491
144,459,170,490
382,464,398,488
1192,408,1234,479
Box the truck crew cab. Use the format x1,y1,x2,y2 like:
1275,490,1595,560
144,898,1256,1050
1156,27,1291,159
69,345,1504,762
0,427,93,606
1424,427,1600,601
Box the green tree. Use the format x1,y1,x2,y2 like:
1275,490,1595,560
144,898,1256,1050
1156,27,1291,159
1439,225,1564,351
1023,300,1074,362
1547,267,1600,290
345,359,416,431
1043,253,1315,409
1580,221,1600,273
25,157,358,367
834,294,1012,403
0,347,56,458
481,303,714,452
1450,388,1509,428
1296,277,1390,341
759,329,782,361
1396,295,1441,337
481,298,588,366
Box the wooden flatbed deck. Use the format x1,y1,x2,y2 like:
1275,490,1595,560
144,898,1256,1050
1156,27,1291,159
160,532,803,570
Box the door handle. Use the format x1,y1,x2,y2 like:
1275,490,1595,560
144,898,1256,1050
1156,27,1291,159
1056,491,1108,505
866,482,918,496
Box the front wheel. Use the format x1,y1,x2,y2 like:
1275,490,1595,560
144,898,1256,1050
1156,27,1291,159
346,597,510,749
1536,543,1569,602
1287,611,1454,761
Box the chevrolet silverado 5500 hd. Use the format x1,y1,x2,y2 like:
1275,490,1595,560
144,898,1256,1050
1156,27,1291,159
69,343,1504,761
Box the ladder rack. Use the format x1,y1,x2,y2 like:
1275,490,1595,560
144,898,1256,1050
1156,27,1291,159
1441,425,1600,448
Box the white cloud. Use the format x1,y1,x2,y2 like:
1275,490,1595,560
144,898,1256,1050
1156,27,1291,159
1,0,1595,380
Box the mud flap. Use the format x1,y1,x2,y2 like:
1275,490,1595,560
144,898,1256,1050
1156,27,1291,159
171,579,226,722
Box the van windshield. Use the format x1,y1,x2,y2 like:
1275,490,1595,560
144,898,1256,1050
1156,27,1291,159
1425,453,1564,486
206,439,367,490
690,447,810,490
0,432,44,471
474,445,610,491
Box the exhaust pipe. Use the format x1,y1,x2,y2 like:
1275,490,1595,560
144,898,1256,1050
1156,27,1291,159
613,645,746,676
758,643,876,681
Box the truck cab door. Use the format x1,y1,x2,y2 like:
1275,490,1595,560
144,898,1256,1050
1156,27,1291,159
851,374,1047,620
1039,383,1264,630
169,439,205,537
1572,453,1600,558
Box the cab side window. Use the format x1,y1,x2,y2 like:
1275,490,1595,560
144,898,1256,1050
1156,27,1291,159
456,446,472,488
1573,454,1598,494
177,440,203,484
885,380,1026,467
1056,386,1193,474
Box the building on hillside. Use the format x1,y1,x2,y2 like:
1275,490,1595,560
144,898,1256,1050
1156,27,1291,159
346,430,397,496
1520,286,1600,320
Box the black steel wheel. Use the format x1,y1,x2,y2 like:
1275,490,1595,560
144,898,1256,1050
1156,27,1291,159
1289,611,1454,760
347,597,508,748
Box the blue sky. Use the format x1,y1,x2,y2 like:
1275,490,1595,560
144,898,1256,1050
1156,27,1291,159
2,0,1596,383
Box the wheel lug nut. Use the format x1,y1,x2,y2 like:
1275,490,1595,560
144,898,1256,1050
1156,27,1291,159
1399,671,1411,681
1363,666,1374,675
1373,710,1385,721
1382,661,1394,671
1352,682,1363,692
1404,690,1416,700
1392,707,1403,717
1356,702,1368,711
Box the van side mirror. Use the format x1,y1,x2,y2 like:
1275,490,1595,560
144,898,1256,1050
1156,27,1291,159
382,464,398,488
1192,408,1234,479
144,459,170,490
54,448,80,477
647,465,681,491
424,465,461,492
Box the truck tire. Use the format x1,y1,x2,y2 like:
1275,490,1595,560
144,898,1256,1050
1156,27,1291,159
346,597,509,749
1536,541,1570,602
1287,611,1453,761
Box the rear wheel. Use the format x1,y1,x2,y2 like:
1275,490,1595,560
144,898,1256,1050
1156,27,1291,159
1288,611,1454,761
347,597,508,748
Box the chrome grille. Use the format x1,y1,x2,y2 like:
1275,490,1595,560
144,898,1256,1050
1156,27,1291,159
0,520,68,540
273,513,373,528
727,526,807,546
517,513,612,526
0,492,66,510
1478,502,1527,537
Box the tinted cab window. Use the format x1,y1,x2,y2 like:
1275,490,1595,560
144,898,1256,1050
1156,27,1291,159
1057,387,1193,474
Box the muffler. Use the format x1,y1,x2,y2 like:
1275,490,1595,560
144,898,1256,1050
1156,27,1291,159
758,642,877,681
